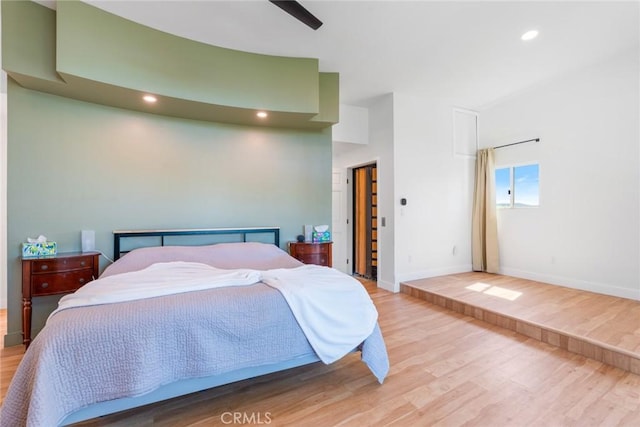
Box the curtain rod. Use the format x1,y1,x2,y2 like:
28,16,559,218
493,138,540,149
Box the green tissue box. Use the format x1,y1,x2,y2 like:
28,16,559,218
22,242,57,258
312,231,331,243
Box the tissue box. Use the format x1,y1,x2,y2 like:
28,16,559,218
312,231,331,243
22,242,57,258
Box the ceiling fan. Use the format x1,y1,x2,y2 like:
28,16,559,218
269,1,323,30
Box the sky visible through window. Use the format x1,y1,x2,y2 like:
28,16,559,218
496,164,539,208
496,168,511,207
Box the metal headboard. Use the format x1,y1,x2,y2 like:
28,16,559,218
113,227,280,261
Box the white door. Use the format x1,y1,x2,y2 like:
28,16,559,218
331,168,347,273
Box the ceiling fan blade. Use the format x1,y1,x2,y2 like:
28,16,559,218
269,1,323,30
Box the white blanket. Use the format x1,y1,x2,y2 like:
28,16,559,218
261,265,378,364
52,262,261,317
50,262,378,365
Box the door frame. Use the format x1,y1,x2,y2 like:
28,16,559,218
352,162,377,280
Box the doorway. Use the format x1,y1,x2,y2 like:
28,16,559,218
352,163,377,280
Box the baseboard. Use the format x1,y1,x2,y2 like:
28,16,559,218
500,267,640,301
4,331,23,348
376,279,396,293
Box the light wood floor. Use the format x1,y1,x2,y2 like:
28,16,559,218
2,280,640,426
402,272,640,375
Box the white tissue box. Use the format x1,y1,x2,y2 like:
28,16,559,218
22,242,57,257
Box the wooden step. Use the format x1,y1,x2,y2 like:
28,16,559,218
401,272,640,375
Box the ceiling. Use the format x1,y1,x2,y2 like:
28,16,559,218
34,1,640,109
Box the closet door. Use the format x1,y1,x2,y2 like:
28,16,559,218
353,164,377,279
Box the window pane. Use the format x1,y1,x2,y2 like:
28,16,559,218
513,164,539,207
495,168,511,208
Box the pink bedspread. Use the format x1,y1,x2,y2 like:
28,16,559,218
0,243,389,426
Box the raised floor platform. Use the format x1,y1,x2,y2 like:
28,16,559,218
401,272,640,375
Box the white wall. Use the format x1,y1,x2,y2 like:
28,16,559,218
333,104,369,145
392,94,475,285
480,48,640,300
333,94,476,292
333,95,395,291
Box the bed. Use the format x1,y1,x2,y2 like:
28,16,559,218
0,227,389,427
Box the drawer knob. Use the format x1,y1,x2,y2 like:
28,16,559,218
80,261,86,266
78,278,85,284
41,282,49,289
40,265,48,271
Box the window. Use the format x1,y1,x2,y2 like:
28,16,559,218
495,164,539,208
495,168,511,208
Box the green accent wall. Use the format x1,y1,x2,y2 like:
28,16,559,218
55,1,319,112
2,0,335,345
5,81,332,345
2,0,338,129
0,0,60,84
314,73,340,125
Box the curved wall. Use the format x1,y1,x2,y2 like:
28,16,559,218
2,1,338,129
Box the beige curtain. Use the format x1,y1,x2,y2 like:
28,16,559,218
472,148,499,273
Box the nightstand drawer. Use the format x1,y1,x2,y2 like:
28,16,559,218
32,257,93,273
288,242,332,267
298,253,328,265
293,244,326,255
31,269,94,296
22,251,100,347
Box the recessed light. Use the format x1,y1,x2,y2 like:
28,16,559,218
521,30,539,41
256,111,268,119
143,95,157,103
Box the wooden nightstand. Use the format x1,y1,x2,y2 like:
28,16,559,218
22,251,99,347
288,242,333,267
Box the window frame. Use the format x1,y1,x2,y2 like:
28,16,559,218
495,163,540,209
